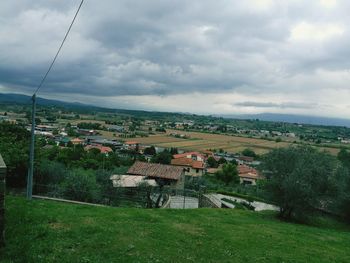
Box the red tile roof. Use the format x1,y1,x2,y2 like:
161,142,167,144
173,151,205,160
71,138,84,143
238,164,261,179
171,157,205,169
127,161,183,180
85,145,113,154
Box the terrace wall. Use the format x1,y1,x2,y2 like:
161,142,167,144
0,154,6,247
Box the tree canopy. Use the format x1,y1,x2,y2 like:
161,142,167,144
215,163,239,186
261,146,339,220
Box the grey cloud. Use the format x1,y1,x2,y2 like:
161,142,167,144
234,101,318,109
0,0,350,116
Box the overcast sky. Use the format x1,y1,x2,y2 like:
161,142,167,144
1,0,350,118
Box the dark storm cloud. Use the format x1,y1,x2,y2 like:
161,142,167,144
0,0,350,118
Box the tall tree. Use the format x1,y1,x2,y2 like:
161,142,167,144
261,146,337,220
215,163,239,185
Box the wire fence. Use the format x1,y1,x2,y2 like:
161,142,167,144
32,183,205,209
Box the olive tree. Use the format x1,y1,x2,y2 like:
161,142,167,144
261,146,337,220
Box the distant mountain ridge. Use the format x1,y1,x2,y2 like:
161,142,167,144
1,93,350,127
220,113,350,128
0,93,89,108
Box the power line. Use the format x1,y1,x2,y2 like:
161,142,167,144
27,0,84,200
34,0,84,95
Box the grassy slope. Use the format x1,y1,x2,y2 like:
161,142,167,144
1,196,350,263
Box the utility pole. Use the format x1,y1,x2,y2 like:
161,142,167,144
26,94,36,200
25,0,84,200
183,175,186,209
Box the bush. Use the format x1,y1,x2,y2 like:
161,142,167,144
215,163,239,185
242,148,257,158
61,169,101,203
207,156,218,168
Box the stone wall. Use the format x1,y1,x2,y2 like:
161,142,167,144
198,194,220,208
0,154,6,247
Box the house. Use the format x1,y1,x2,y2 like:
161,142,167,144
84,144,113,155
171,157,205,176
124,141,139,150
173,151,205,162
36,125,56,132
110,175,157,188
77,129,97,136
71,138,84,145
59,131,68,137
238,164,262,185
57,137,70,147
34,130,53,137
237,156,254,164
127,161,184,188
206,163,224,175
202,150,214,158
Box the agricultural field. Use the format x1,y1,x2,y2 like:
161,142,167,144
133,129,340,155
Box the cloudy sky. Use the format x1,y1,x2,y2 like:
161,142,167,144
1,0,350,118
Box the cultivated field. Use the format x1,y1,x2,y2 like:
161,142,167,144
133,129,340,155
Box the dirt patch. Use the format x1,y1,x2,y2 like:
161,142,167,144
49,222,70,230
173,223,204,236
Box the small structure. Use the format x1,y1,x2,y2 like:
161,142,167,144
127,161,184,188
171,157,205,176
173,151,205,162
71,138,84,145
237,156,254,165
84,144,113,155
110,175,157,188
238,164,261,185
36,125,56,132
57,137,70,147
77,129,97,136
124,141,139,150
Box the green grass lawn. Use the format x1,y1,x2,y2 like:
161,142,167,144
1,196,350,263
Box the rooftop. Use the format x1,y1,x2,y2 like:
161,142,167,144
173,151,205,160
85,145,113,154
127,161,183,180
110,175,157,187
171,157,205,169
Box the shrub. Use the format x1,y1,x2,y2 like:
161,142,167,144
61,169,101,203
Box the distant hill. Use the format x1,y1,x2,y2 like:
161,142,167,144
1,92,350,127
220,113,350,128
0,93,90,108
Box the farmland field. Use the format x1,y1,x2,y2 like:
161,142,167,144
132,129,340,155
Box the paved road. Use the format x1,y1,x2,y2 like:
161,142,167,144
169,195,199,209
205,193,279,211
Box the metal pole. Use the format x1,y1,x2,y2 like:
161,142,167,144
183,175,186,209
26,94,36,200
